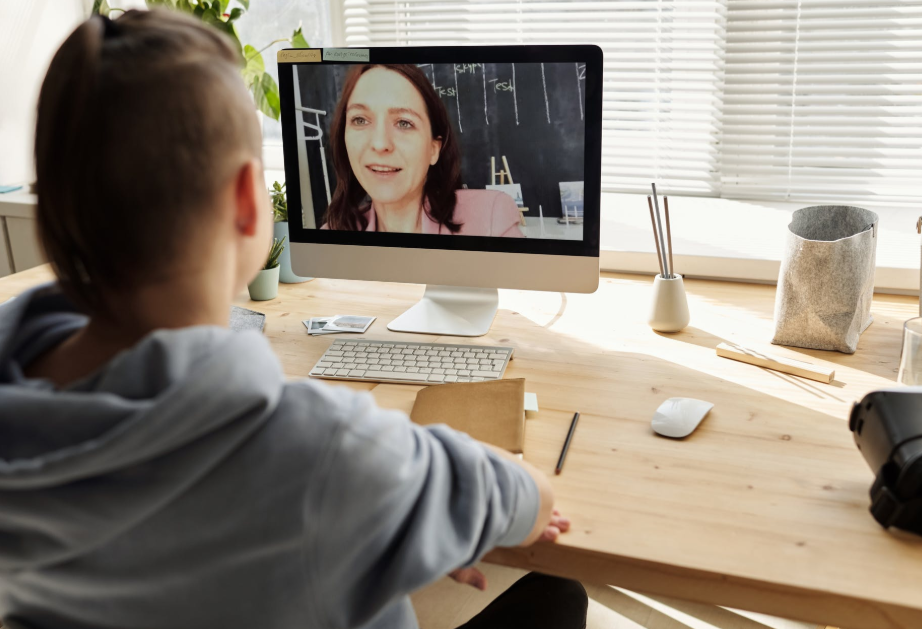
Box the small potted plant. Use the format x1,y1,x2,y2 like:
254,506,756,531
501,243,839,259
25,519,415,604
271,181,312,283
248,237,286,301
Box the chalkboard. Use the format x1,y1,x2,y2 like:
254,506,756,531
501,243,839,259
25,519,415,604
294,62,586,227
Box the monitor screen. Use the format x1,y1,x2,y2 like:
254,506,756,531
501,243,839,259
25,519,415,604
279,47,601,259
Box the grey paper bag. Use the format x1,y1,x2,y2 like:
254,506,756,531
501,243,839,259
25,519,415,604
772,205,878,354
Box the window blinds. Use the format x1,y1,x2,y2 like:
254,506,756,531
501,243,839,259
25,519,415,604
340,0,922,205
722,1,922,206
341,0,729,196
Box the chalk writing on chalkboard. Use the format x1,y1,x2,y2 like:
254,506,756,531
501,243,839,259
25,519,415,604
540,63,550,124
421,63,565,131
576,63,586,120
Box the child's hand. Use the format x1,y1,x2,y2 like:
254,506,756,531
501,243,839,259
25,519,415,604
449,510,570,590
538,509,571,542
449,567,487,591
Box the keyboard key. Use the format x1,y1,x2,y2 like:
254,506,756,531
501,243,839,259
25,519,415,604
317,362,332,368
382,365,395,372
489,353,506,360
420,367,433,374
446,369,458,375
428,374,445,382
326,351,344,357
394,366,407,372
348,370,365,378
458,377,472,382
445,375,459,382
458,370,471,376
472,370,502,378
407,367,420,373
433,368,446,374
364,370,429,382
335,369,350,377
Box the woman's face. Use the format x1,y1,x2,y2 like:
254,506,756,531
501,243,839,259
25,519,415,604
344,67,442,208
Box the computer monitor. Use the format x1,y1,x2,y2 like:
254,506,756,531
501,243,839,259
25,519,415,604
278,46,602,336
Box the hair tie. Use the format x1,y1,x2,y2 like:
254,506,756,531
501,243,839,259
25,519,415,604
100,14,120,39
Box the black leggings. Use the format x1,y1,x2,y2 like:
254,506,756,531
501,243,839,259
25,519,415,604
456,573,588,629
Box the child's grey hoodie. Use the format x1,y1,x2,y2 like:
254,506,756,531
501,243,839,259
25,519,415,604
0,285,538,629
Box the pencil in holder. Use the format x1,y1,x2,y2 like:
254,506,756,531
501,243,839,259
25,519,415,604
648,274,690,333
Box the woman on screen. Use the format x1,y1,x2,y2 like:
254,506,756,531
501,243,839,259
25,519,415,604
322,64,524,237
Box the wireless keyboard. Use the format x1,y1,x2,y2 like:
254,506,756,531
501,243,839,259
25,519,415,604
309,338,514,385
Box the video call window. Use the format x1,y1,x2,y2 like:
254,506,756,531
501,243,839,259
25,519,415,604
293,62,587,241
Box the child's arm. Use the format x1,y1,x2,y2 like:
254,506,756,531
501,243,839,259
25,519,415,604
306,389,547,629
480,442,555,546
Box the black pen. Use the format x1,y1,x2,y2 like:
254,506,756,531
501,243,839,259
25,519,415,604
555,411,580,475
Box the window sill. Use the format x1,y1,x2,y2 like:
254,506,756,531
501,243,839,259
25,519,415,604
600,193,920,296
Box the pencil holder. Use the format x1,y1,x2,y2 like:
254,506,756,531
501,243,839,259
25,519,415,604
648,274,690,333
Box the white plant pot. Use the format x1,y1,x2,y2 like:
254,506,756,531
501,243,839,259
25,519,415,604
648,274,690,333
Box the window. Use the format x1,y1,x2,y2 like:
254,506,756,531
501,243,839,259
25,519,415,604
722,1,922,207
336,0,922,209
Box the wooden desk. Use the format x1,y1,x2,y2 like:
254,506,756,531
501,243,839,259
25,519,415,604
2,266,921,629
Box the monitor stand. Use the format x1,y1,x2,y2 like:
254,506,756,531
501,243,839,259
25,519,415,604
387,285,499,337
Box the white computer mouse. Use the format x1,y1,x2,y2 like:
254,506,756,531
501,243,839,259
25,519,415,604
651,397,714,438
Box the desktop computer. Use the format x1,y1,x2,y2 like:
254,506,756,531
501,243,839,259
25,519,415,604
278,46,602,339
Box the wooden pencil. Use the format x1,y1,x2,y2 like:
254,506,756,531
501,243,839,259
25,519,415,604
647,196,665,278
664,196,674,279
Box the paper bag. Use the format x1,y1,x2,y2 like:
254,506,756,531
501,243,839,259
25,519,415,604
772,205,878,354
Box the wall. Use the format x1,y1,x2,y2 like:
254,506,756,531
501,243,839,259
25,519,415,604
0,0,86,186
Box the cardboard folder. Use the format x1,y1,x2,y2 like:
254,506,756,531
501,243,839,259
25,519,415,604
410,378,526,453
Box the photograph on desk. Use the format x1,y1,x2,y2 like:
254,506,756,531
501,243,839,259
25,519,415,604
290,62,586,241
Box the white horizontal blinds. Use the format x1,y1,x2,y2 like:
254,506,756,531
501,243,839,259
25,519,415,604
341,1,729,196
723,1,922,207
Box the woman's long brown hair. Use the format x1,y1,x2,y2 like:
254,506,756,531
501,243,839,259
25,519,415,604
324,64,462,233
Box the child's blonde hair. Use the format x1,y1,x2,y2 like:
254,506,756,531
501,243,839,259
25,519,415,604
35,10,262,314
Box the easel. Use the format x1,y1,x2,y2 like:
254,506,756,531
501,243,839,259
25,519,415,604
490,155,527,225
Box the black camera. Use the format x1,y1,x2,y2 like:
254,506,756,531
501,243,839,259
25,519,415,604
850,390,922,534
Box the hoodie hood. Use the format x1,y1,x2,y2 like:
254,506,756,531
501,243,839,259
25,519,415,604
0,284,284,571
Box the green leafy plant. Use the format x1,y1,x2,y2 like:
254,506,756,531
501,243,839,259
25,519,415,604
265,236,286,270
92,0,309,120
270,180,287,222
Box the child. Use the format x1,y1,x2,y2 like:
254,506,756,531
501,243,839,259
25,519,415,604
0,10,586,629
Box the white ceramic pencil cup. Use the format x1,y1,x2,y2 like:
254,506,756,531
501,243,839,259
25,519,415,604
648,274,690,333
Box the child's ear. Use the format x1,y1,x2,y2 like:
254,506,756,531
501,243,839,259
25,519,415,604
233,159,263,236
